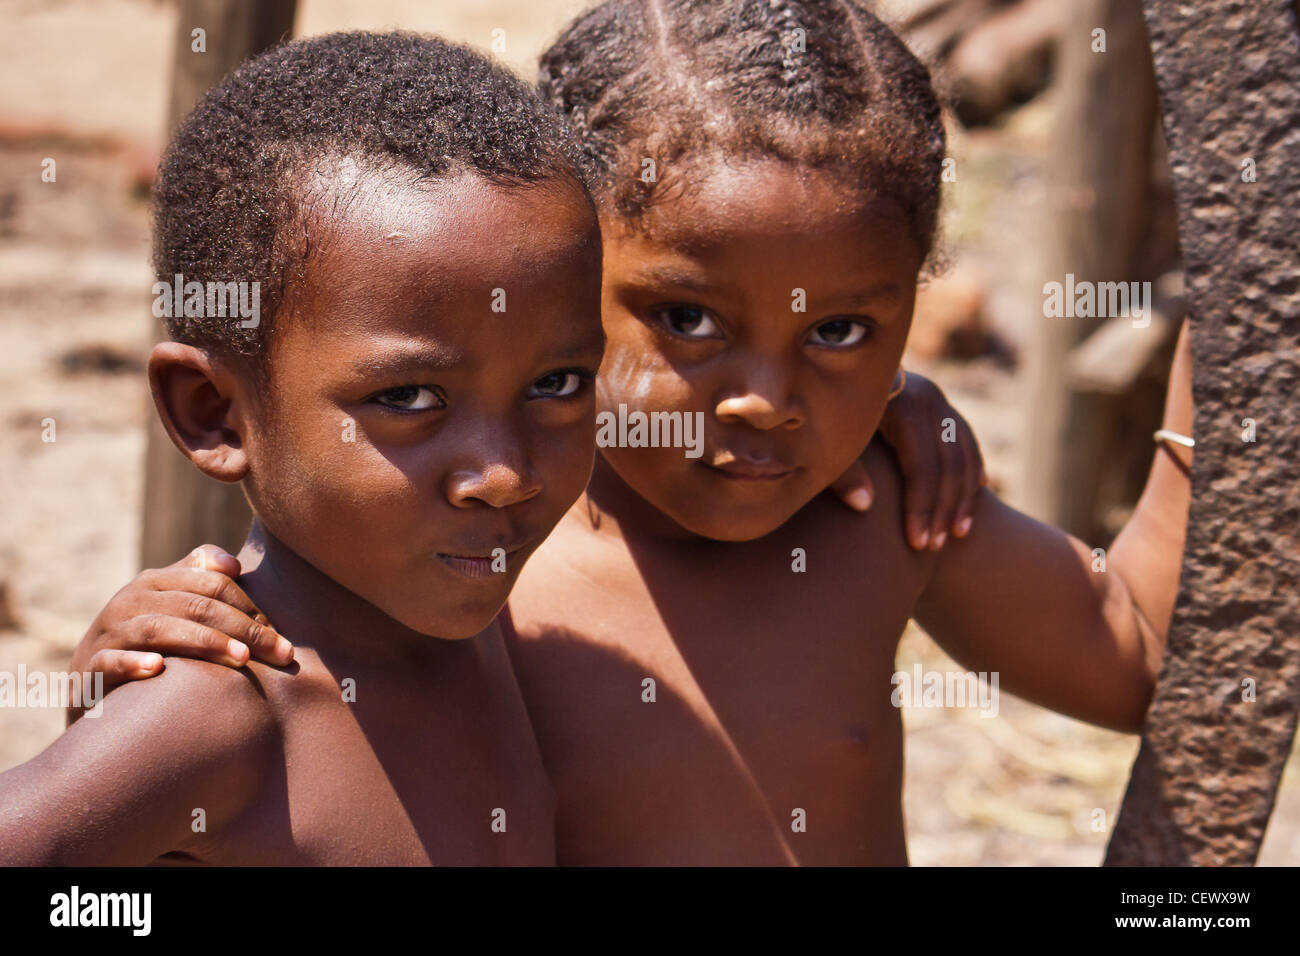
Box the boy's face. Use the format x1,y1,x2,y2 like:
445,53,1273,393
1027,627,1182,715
241,168,604,638
598,159,922,541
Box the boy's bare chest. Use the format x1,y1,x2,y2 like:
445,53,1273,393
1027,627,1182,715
506,518,925,864
200,640,555,866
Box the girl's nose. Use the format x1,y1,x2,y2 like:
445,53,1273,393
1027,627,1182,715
714,374,805,431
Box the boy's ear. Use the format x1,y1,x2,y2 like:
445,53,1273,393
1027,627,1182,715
148,342,251,483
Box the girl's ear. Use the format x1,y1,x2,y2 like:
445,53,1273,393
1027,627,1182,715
147,342,251,483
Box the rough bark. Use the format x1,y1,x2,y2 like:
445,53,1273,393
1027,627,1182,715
1105,0,1300,866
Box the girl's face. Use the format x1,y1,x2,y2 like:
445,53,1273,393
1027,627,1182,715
596,158,923,541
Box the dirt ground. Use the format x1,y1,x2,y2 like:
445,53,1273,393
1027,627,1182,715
1,0,1296,865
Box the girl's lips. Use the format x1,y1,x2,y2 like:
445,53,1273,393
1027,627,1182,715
700,458,796,481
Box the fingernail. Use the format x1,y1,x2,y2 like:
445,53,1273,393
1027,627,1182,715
227,639,249,663
847,488,872,511
274,635,295,662
914,528,929,550
956,517,972,537
139,653,163,671
931,532,946,550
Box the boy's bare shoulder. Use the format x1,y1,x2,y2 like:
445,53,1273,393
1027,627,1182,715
76,656,281,792
107,656,278,732
0,658,279,865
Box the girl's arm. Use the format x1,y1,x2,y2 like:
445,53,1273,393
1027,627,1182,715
912,322,1193,732
1104,320,1194,647
66,546,291,722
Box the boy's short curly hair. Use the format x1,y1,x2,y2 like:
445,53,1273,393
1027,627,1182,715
154,30,587,372
538,0,946,271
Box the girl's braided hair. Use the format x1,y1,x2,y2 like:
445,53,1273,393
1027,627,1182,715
538,0,947,270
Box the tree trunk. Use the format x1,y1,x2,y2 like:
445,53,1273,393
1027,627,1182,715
1022,0,1157,542
139,0,295,569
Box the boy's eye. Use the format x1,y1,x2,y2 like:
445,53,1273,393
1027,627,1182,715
652,303,723,340
528,370,587,398
374,385,445,411
807,318,870,348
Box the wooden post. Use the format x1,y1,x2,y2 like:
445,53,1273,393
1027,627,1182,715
1021,0,1158,541
139,0,296,569
1105,0,1300,865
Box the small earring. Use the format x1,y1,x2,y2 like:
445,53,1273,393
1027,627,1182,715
887,367,907,400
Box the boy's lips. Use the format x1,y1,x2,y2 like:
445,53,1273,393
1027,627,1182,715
435,542,531,580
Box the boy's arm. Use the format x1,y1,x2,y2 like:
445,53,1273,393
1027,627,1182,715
0,659,277,865
831,370,988,549
912,323,1193,732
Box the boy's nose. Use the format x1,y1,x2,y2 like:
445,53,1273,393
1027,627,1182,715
445,461,542,509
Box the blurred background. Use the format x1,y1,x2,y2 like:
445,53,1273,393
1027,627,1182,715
0,0,1295,864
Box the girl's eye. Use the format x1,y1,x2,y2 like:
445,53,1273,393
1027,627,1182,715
808,318,870,348
528,370,587,399
374,385,444,411
652,304,723,340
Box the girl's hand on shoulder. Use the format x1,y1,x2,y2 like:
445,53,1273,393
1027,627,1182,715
830,371,987,551
68,545,290,715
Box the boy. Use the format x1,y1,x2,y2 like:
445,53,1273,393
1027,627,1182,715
0,31,607,865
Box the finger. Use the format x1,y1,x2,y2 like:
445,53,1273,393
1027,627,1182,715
151,591,290,664
926,444,965,549
952,434,985,538
181,544,243,580
84,648,165,691
118,614,252,668
66,649,162,723
894,433,939,551
146,565,272,620
829,458,874,512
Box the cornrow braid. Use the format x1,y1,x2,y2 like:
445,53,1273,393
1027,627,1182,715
538,0,947,269
767,0,812,88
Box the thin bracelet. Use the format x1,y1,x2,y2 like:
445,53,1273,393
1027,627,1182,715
1153,428,1195,448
